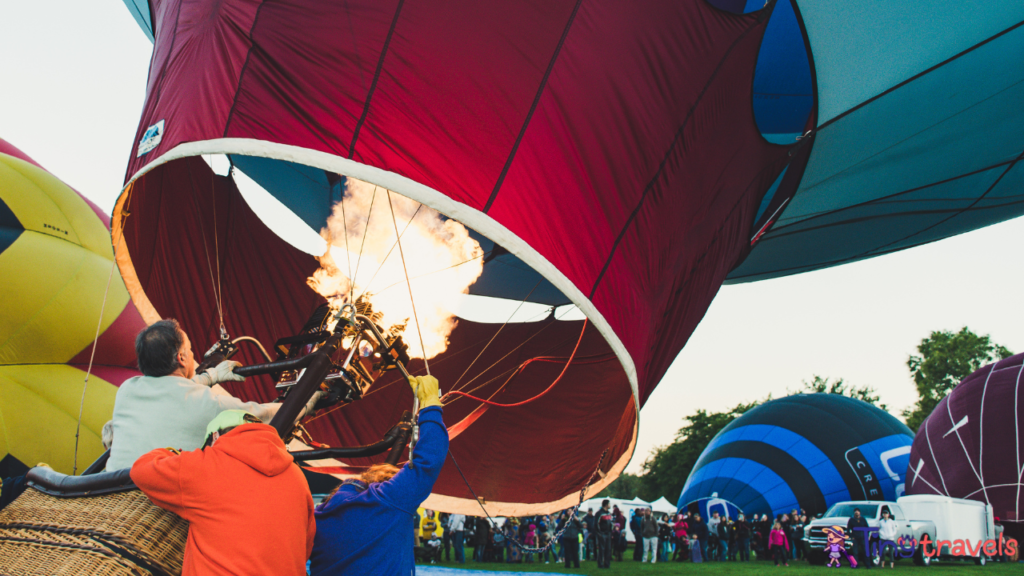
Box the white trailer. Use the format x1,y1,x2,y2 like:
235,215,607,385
897,494,997,566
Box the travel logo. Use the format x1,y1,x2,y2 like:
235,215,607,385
919,534,1018,558
842,527,1018,562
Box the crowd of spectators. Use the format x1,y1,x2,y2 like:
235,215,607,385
413,500,814,568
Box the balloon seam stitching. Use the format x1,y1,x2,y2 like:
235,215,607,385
482,0,585,214
587,16,768,300
347,0,408,159
727,152,1024,281
221,0,271,139
145,0,186,144
814,18,1024,131
766,158,1021,236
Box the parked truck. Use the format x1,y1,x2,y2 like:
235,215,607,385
806,495,1000,566
805,500,935,566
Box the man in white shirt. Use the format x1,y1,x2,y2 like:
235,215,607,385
877,508,899,568
449,513,466,564
707,512,721,560
107,319,287,470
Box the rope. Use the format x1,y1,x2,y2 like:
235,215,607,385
449,448,607,554
451,279,541,390
73,259,117,475
386,190,429,375
337,181,355,303
448,351,614,410
357,202,422,301
446,305,579,399
352,185,376,293
444,319,587,407
208,155,226,338
367,251,488,298
186,162,225,339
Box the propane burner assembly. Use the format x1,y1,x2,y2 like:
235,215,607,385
196,297,420,467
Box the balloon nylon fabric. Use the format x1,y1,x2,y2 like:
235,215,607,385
679,395,914,519
116,0,789,511
729,1,1024,282
907,352,1024,523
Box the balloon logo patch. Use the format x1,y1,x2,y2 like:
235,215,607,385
137,119,164,157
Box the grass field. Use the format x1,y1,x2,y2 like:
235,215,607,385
420,550,1021,575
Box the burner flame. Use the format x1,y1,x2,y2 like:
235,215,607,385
306,177,484,359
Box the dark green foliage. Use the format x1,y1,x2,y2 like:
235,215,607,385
636,401,759,503
628,376,885,503
794,375,886,410
595,472,642,500
902,327,1012,432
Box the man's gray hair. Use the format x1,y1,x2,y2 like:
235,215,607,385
101,420,114,450
135,319,184,377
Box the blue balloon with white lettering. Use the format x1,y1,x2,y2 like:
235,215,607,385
679,394,913,519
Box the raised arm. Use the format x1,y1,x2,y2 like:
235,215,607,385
376,376,449,513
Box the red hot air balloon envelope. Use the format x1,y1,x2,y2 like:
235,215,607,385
906,353,1024,529
114,0,1024,514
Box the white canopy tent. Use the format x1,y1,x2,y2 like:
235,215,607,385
650,496,678,516
578,497,652,543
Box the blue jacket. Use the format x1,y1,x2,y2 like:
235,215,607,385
310,406,448,575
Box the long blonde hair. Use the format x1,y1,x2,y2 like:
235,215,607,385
361,463,400,484
326,464,401,501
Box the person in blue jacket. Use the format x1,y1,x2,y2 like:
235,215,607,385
309,374,448,575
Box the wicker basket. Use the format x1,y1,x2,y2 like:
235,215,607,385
0,532,151,576
0,489,186,575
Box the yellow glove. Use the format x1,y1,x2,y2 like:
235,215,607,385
410,375,442,409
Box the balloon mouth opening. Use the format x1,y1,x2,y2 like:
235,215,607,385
115,150,639,513
218,153,588,339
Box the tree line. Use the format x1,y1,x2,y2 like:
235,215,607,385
599,327,1013,503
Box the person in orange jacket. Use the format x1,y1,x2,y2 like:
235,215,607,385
131,410,315,576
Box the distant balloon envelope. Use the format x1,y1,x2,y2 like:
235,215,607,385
729,1,1024,281
679,395,914,519
906,352,1024,524
0,138,144,476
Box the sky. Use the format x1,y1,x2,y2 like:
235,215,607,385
3,2,1022,481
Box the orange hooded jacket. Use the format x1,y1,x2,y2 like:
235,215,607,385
131,423,315,575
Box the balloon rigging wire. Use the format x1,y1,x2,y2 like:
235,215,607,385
337,181,355,303
186,162,225,337
310,310,604,422
309,303,590,424
304,252,524,425
387,189,429,375
444,319,587,408
356,200,422,301
351,185,377,300
208,155,225,336
450,279,542,390
448,448,608,554
449,347,614,410
73,257,118,475
367,250,488,297
447,304,580,397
